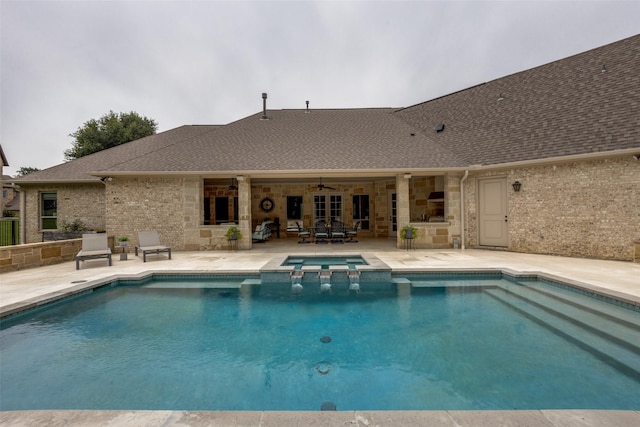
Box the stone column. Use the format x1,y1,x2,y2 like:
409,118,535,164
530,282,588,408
396,174,411,248
237,176,252,249
445,173,462,247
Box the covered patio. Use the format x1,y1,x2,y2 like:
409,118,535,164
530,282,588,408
198,173,464,251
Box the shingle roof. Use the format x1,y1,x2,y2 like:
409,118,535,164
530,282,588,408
15,35,640,183
395,34,640,166
15,125,221,182
104,108,467,174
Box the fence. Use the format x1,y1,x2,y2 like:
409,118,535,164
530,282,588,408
0,218,20,246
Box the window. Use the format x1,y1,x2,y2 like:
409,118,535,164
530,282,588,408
215,197,229,224
329,195,342,221
41,192,57,229
314,195,326,222
287,196,303,220
352,194,370,230
314,194,343,222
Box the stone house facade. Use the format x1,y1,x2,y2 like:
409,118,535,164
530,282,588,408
12,35,640,261
464,156,639,261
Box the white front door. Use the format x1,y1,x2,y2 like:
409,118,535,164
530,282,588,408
478,177,508,247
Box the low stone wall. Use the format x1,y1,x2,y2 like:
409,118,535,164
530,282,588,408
404,222,452,249
189,226,251,250
0,236,115,273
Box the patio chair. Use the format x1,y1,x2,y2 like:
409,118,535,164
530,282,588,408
252,221,272,242
314,220,329,244
296,221,311,244
135,230,172,262
75,233,112,270
346,221,361,242
330,220,346,243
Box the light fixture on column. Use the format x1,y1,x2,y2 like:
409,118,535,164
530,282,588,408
512,181,522,192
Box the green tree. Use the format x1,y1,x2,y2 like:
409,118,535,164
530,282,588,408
16,166,41,176
64,111,157,160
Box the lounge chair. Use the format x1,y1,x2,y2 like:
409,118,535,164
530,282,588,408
346,221,361,242
135,231,172,262
296,221,311,243
75,233,112,270
252,221,272,242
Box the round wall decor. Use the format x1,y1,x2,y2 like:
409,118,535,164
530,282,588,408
260,197,275,212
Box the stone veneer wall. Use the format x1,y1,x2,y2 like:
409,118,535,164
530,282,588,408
22,184,106,244
105,177,187,250
405,174,462,249
0,237,114,272
105,177,403,251
465,156,640,261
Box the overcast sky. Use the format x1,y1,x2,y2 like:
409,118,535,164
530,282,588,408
1,0,638,176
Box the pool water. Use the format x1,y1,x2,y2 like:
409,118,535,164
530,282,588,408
282,255,368,267
1,277,639,411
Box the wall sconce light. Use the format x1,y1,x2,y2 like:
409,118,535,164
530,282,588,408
512,181,522,192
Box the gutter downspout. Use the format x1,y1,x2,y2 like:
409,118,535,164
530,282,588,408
459,170,469,250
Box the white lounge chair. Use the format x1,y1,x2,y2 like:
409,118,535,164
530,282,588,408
135,231,172,262
75,233,112,270
251,221,272,242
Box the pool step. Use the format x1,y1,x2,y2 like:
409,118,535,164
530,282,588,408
498,283,640,353
514,279,640,330
485,287,640,378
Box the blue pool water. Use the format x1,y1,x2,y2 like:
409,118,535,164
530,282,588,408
1,276,639,411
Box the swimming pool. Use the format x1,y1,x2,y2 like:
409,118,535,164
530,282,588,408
1,273,639,411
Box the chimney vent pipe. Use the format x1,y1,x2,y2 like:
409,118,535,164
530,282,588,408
305,100,310,113
262,93,268,119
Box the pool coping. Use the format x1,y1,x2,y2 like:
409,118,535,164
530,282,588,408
1,408,640,426
261,252,391,273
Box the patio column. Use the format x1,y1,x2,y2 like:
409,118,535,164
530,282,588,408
396,174,411,248
237,176,252,249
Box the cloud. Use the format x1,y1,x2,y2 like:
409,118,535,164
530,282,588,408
1,0,639,176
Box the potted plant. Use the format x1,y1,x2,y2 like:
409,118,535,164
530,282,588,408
225,226,242,241
400,225,418,240
117,236,130,260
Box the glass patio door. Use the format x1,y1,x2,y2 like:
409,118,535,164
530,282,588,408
388,191,397,237
314,194,342,223
352,194,370,230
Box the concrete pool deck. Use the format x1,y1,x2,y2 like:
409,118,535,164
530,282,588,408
1,240,639,426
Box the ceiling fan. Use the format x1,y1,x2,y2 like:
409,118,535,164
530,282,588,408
316,178,336,191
